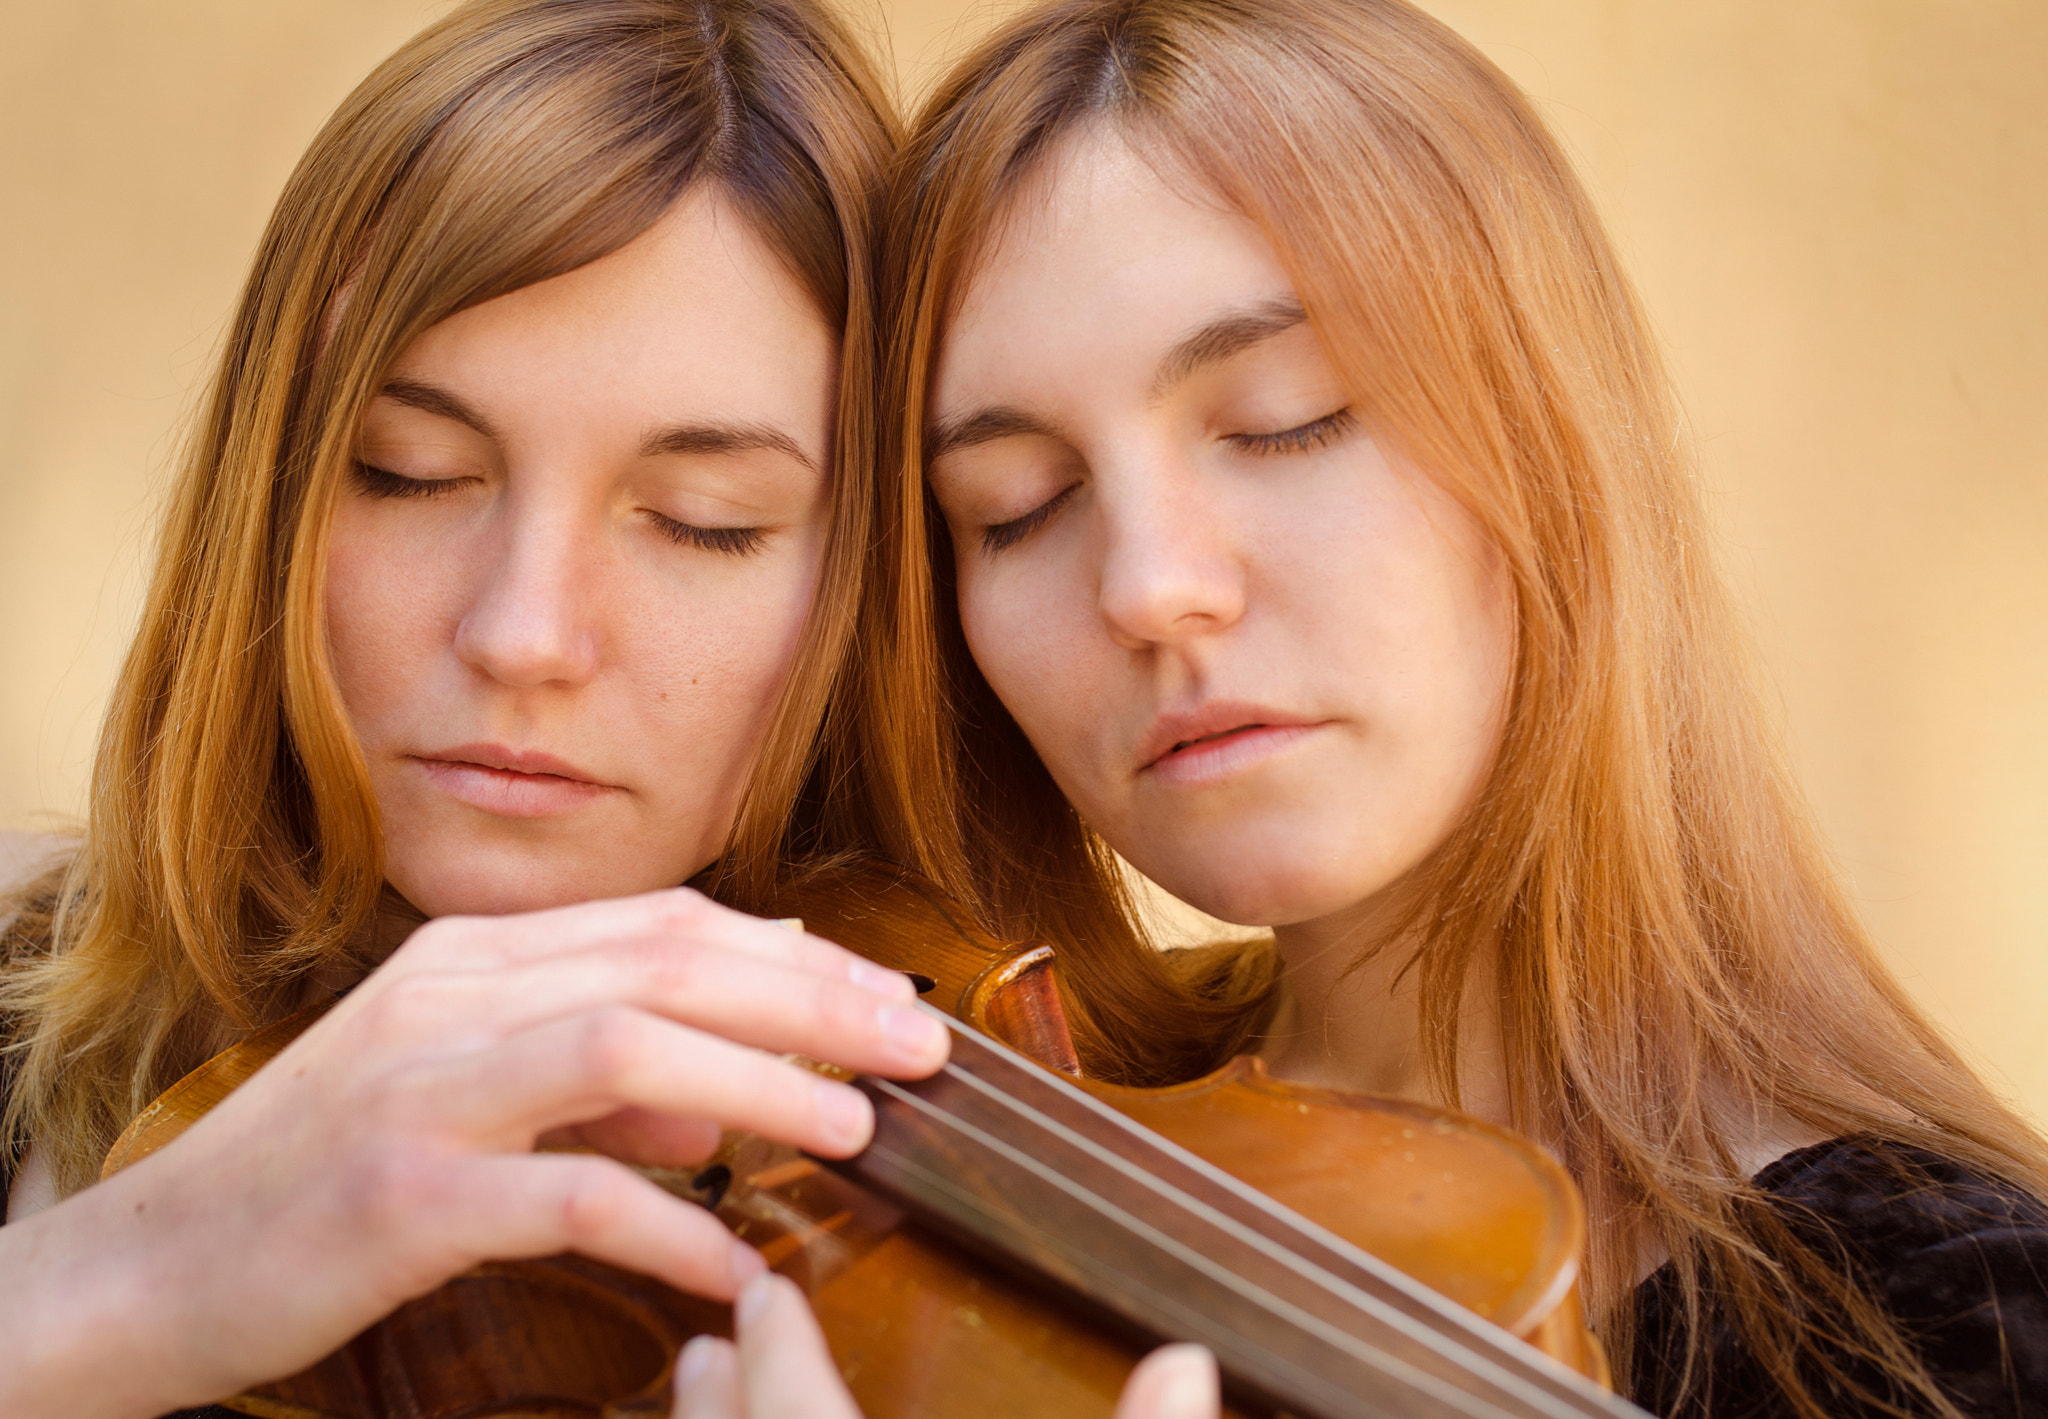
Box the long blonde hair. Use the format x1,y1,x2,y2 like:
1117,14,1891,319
883,1,2048,1412
0,0,965,1200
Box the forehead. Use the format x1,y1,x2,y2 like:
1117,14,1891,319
937,127,1294,388
377,186,839,483
411,187,829,369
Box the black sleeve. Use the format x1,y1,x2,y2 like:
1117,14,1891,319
1632,1138,2048,1418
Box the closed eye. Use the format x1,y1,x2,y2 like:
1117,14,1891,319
649,512,768,557
1225,407,1356,455
982,484,1077,555
351,462,471,498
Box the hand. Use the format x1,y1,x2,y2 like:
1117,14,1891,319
0,888,948,1419
673,1273,1222,1419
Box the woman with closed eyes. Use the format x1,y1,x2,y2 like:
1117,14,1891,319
0,3,962,1414
882,0,2048,1414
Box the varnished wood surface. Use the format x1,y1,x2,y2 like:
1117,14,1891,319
836,1019,1630,1418
1093,1064,1589,1345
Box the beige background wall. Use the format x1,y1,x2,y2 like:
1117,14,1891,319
3,1,2043,1114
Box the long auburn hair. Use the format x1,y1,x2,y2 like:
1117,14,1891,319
883,0,2048,1412
0,0,969,1199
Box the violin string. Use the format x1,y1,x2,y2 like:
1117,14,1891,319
920,1059,1608,1417
924,1018,1625,1413
868,1045,1628,1419
866,1073,1536,1419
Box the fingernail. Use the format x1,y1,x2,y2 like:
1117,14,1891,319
676,1334,719,1388
815,1079,873,1150
734,1272,776,1330
849,958,914,998
1152,1346,1220,1419
880,1004,947,1061
728,1241,766,1292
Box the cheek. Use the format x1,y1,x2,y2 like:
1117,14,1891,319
717,554,821,698
958,559,1065,729
629,536,827,771
323,506,454,730
1419,502,1515,749
1344,491,1515,802
955,551,1119,806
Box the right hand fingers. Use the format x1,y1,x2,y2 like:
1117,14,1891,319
426,1153,768,1302
673,1336,743,1419
400,887,911,996
361,937,946,1080
406,1006,879,1157
1115,1345,1220,1419
673,1274,862,1419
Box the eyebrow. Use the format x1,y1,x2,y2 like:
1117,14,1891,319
641,422,817,471
378,377,502,441
923,296,1311,461
374,379,815,472
925,406,1062,462
1151,296,1309,398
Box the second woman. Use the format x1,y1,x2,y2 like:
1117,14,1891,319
888,1,2048,1415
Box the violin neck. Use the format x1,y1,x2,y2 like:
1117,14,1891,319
828,1013,1646,1419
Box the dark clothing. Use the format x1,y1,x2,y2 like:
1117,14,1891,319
1632,1137,2048,1417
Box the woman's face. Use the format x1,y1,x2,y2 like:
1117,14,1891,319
327,190,835,917
926,132,1513,929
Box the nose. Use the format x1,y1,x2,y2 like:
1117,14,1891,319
451,498,602,689
1095,460,1247,651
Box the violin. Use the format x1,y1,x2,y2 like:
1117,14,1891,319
104,861,1639,1419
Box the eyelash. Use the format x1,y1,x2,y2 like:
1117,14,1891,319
1226,407,1356,455
355,464,767,557
650,513,769,557
982,484,1077,555
974,408,1354,555
352,463,465,499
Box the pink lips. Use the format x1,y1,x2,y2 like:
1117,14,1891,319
412,743,618,818
1136,703,1324,787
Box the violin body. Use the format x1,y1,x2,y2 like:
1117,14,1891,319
104,863,1608,1417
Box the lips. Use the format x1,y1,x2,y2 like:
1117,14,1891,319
1135,702,1321,773
410,743,619,818
422,743,603,780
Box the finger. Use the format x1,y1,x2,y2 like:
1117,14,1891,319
405,888,913,997
368,941,947,1079
439,1153,768,1301
1114,1345,1220,1419
673,1336,741,1419
410,1008,877,1157
550,1108,724,1168
732,1274,862,1419
547,943,943,1075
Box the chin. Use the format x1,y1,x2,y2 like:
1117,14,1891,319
1132,829,1399,931
388,845,686,919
